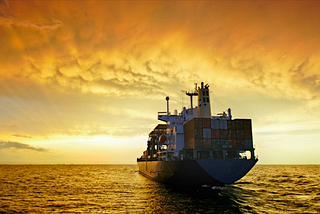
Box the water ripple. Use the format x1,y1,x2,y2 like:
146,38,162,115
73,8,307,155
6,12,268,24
0,165,319,213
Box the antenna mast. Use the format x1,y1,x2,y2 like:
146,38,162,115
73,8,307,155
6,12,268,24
185,83,198,111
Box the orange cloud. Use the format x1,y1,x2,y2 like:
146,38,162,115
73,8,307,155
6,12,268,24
1,0,320,140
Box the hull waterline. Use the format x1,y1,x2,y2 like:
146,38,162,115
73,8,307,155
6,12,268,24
137,159,257,186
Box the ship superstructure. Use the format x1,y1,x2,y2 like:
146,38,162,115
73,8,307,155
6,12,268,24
137,82,258,186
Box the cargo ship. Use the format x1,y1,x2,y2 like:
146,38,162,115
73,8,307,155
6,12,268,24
137,82,258,186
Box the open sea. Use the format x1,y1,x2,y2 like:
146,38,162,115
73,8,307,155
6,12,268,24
0,165,319,213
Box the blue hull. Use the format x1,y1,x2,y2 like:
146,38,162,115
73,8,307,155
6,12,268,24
137,159,257,186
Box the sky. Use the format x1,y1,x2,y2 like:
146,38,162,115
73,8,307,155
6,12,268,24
0,0,319,164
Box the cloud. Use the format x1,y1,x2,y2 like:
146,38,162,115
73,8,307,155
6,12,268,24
0,0,62,31
1,0,320,138
0,13,62,31
0,141,49,152
23,48,192,99
0,0,8,9
12,134,33,139
18,1,319,100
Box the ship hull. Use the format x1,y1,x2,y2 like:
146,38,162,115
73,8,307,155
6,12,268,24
137,159,257,186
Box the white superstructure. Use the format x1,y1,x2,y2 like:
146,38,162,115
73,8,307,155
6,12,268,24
156,82,232,160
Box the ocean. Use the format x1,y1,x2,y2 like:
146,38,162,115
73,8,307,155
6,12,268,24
0,165,319,213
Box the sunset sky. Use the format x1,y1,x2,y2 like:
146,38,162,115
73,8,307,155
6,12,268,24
0,0,319,164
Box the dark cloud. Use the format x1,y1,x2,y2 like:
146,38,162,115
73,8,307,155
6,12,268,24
0,0,9,9
12,134,33,138
0,13,62,30
0,0,62,31
0,141,49,152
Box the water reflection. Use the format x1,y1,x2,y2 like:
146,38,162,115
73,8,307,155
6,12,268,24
1,165,318,213
138,174,245,213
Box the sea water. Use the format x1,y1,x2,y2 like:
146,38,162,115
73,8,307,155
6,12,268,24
0,165,319,213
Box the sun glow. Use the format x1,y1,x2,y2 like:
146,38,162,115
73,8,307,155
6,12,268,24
1,0,320,164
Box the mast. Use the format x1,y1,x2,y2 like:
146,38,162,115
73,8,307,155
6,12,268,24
184,83,198,111
166,96,170,117
186,91,198,112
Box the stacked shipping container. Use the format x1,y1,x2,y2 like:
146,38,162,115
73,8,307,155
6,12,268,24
184,118,253,150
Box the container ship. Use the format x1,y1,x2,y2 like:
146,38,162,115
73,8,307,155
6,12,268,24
137,82,258,186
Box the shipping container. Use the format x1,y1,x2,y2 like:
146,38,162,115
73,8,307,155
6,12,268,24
184,120,192,132
194,128,203,138
211,138,228,149
185,138,214,149
224,120,228,129
219,130,228,139
219,139,228,146
245,139,253,148
219,119,227,129
244,129,252,139
203,128,211,139
184,118,203,132
227,120,236,130
184,137,195,149
184,130,192,141
212,139,220,149
211,129,220,138
236,140,245,148
184,130,202,149
243,119,252,129
195,138,203,148
228,130,237,140
202,139,211,148
236,130,245,140
202,118,211,128
235,119,244,129
184,117,253,150
211,119,220,129
194,118,203,128
228,139,237,146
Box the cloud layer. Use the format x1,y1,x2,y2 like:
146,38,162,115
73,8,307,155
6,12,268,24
0,1,320,163
0,1,319,101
